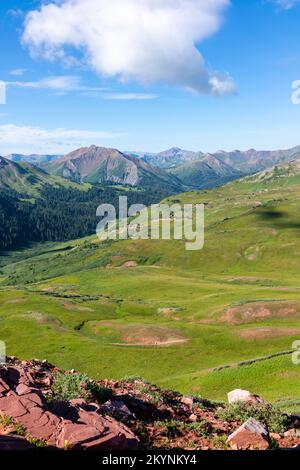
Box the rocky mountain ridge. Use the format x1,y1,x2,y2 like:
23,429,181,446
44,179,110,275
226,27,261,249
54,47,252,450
8,143,300,191
6,154,61,166
43,145,184,191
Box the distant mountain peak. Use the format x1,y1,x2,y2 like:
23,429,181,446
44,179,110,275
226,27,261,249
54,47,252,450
43,145,184,191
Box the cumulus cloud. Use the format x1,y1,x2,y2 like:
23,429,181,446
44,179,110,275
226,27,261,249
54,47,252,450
0,124,124,154
22,0,235,96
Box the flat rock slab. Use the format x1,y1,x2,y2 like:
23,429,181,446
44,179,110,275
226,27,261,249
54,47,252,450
227,418,270,450
0,365,139,450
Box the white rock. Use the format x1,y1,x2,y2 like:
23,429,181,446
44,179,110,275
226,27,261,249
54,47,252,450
227,389,265,405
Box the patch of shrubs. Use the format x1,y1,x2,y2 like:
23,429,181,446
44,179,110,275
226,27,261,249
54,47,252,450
154,419,211,439
88,382,113,404
122,375,147,384
218,401,289,434
50,372,113,404
192,396,224,409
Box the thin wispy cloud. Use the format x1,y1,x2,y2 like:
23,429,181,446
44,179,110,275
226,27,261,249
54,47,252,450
6,75,158,100
0,124,124,154
9,68,28,77
102,93,158,101
269,0,300,9
7,8,24,19
6,75,106,93
22,0,235,96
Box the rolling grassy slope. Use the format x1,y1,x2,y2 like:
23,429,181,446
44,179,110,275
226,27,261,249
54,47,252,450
0,156,89,197
1,159,300,409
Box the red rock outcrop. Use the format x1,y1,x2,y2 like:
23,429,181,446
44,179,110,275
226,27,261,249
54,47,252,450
0,358,300,451
0,364,139,450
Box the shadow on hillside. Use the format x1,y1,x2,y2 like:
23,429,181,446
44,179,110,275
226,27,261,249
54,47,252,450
257,208,300,230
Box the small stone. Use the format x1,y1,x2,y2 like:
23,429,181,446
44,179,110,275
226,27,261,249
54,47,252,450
188,414,198,423
181,396,194,407
101,399,134,419
15,383,31,396
69,398,87,407
284,429,300,438
227,418,270,450
270,432,281,440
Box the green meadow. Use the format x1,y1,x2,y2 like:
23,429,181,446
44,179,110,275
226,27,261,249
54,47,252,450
1,166,300,410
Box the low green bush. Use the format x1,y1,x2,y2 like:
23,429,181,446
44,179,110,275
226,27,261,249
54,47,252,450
88,382,113,404
50,372,112,404
218,401,289,433
154,419,211,439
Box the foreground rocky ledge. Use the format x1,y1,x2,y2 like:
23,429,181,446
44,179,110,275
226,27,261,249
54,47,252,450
0,357,299,451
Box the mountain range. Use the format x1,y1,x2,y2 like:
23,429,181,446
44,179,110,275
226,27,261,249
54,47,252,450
130,147,205,169
6,153,61,166
42,145,184,192
131,144,300,174
6,144,300,191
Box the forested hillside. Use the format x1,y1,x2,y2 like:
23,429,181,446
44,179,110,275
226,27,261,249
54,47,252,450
0,184,172,251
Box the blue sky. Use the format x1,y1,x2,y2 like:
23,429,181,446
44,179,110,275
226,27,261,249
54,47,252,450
0,0,300,154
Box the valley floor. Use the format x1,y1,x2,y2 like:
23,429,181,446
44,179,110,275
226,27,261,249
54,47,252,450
1,173,300,412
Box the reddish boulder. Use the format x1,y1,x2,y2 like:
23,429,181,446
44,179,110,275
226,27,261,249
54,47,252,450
227,418,270,450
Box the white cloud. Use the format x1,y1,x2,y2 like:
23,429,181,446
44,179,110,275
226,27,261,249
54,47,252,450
269,0,300,9
6,75,157,99
102,93,158,100
7,75,106,92
0,124,124,154
22,0,235,96
7,8,24,19
9,68,28,77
